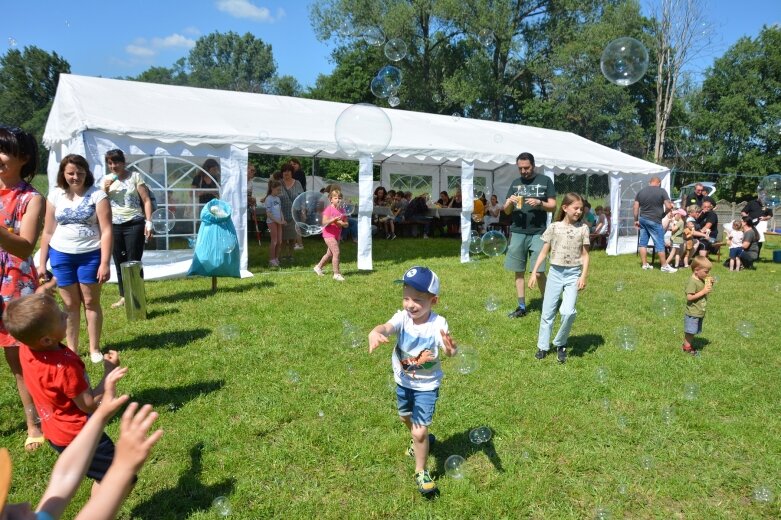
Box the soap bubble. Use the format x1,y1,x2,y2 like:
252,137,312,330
8,37,16,47
318,410,325,418
601,398,611,411
216,324,239,341
736,321,755,338
291,191,328,236
481,230,508,256
639,454,654,470
342,319,362,349
752,484,774,503
594,507,612,520
452,112,461,121
469,426,492,444
151,208,175,234
615,325,637,351
287,370,300,384
212,496,231,516
758,174,781,208
493,134,503,144
617,482,628,495
455,345,478,375
334,103,393,157
617,415,628,429
469,232,482,255
683,382,699,400
377,65,402,92
432,93,442,103
660,405,675,425
474,327,489,342
339,199,355,215
477,29,495,47
362,26,385,46
600,37,649,86
445,455,466,478
388,95,400,107
370,76,392,98
384,38,407,61
614,280,625,292
595,366,608,384
774,282,781,293
484,294,499,312
653,291,676,317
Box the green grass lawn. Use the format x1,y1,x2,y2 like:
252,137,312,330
2,236,780,519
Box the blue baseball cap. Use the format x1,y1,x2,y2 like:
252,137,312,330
396,266,440,296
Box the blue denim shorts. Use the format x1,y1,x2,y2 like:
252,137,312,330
638,217,665,252
684,315,703,335
396,385,439,426
49,247,101,286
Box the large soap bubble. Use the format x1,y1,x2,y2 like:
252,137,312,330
334,103,393,157
653,291,677,317
362,27,385,46
758,174,781,208
600,37,649,86
370,76,392,98
469,231,482,255
615,325,637,351
377,65,402,93
445,455,466,478
481,230,507,256
455,346,478,374
151,208,175,234
384,38,407,61
292,191,329,236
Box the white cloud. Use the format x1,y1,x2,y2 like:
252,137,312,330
124,32,196,58
151,33,196,49
125,41,155,57
215,0,284,22
182,26,201,36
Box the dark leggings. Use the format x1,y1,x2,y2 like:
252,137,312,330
112,219,145,297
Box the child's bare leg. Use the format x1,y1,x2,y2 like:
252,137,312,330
399,415,429,472
735,256,741,271
684,332,695,349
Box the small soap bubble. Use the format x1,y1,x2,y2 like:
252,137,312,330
683,382,699,400
455,346,478,375
474,327,489,342
660,405,675,425
318,410,325,418
151,208,175,234
469,231,482,255
388,95,400,107
614,280,625,292
653,291,676,317
64,19,70,28
362,27,385,46
595,366,608,384
601,398,611,411
639,454,654,470
216,324,239,341
287,370,300,384
212,496,231,516
617,483,628,495
752,484,774,503
8,37,16,47
736,321,755,338
774,282,781,293
615,325,637,351
521,450,531,460
594,507,612,520
484,295,499,312
452,112,461,121
342,319,362,349
384,38,407,61
477,29,495,47
617,415,628,429
493,134,503,144
468,426,492,444
432,93,442,103
445,454,466,478
168,403,178,412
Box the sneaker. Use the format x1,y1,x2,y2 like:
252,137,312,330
386,233,392,239
313,265,324,276
90,352,103,364
556,346,567,364
535,349,548,360
333,274,345,282
682,343,695,355
641,264,654,270
661,265,678,273
269,259,280,268
406,434,436,457
294,244,304,250
390,234,396,240
414,470,437,495
507,307,527,318
423,233,429,239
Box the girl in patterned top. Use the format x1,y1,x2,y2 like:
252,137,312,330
528,193,590,363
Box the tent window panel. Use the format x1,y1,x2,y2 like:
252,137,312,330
389,174,433,197
446,175,487,195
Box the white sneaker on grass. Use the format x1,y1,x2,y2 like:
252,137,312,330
313,265,324,276
661,265,678,273
333,274,345,281
641,264,653,270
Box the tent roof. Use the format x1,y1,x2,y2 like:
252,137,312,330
44,74,668,175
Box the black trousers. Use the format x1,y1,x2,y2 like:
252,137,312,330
113,219,145,297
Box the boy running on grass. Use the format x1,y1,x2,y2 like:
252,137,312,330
369,266,457,496
683,257,713,355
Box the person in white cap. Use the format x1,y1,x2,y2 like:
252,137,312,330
368,266,457,496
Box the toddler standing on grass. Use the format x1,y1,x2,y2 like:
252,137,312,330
682,257,713,355
368,266,457,496
528,193,590,364
727,219,744,271
264,180,285,268
314,189,348,281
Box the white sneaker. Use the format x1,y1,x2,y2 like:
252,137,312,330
641,264,654,270
294,244,304,250
90,352,103,364
661,265,678,273
333,274,345,282
313,265,324,276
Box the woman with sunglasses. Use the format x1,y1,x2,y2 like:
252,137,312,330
0,126,46,451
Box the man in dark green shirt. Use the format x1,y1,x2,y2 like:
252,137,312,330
502,152,557,318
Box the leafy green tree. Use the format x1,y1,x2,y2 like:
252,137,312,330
131,59,189,86
268,75,304,97
187,31,276,92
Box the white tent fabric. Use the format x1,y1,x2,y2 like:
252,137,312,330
44,74,670,274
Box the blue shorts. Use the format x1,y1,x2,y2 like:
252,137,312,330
50,432,115,482
638,217,665,252
729,247,742,259
396,385,439,426
49,247,101,286
684,315,703,335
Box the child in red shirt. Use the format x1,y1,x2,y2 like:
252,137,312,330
3,293,122,497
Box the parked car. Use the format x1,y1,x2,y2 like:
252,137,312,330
675,182,716,208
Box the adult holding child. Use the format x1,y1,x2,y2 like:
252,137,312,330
39,154,113,364
503,152,557,318
0,126,46,452
633,176,677,272
102,149,154,309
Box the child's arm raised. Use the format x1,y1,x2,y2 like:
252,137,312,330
36,367,129,519
528,242,551,289
74,402,164,520
73,351,120,414
368,323,394,353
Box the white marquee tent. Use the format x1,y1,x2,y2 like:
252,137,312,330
44,74,669,276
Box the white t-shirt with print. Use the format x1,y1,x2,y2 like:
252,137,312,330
48,186,107,254
105,171,146,224
388,309,448,391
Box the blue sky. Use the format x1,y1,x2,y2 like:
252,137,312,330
4,0,779,89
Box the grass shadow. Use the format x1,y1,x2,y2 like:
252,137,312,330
130,442,236,520
107,329,211,352
0,420,26,437
567,334,605,357
430,428,504,479
146,308,181,320
130,380,225,412
692,337,711,352
150,283,268,305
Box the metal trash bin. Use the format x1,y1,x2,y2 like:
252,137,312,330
120,261,147,320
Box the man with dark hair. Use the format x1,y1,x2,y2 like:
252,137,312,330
694,199,718,257
289,158,306,191
503,152,557,318
685,183,716,208
633,177,677,272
